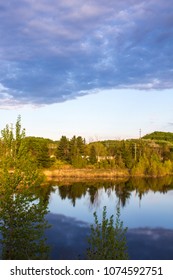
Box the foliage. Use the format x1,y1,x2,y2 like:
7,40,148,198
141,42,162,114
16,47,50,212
87,205,129,260
1,117,173,176
89,145,97,164
0,115,26,167
142,131,173,142
23,137,52,168
0,116,50,259
95,158,116,169
88,142,107,157
0,186,50,259
69,136,87,167
55,135,86,167
56,136,70,162
131,153,173,177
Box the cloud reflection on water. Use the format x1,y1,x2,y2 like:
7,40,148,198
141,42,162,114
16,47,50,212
46,213,173,260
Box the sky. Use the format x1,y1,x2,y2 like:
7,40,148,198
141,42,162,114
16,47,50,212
0,0,173,141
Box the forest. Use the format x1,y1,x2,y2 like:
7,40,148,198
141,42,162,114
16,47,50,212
1,117,173,177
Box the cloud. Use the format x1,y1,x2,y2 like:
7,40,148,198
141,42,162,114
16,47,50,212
0,0,173,107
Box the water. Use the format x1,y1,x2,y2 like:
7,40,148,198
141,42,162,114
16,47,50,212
0,176,173,259
46,177,173,259
48,183,173,229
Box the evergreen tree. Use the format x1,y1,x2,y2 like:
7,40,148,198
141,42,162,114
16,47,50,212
69,136,87,167
89,145,97,164
76,136,86,155
56,136,70,162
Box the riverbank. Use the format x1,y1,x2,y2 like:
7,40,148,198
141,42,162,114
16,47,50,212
43,168,129,181
42,167,173,182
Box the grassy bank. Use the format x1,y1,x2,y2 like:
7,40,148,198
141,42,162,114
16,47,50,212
42,167,173,182
43,168,129,181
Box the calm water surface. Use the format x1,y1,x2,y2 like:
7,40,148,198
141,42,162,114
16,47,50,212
49,184,173,228
45,177,173,259
1,176,173,259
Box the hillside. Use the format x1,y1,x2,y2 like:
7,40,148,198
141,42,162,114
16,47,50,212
142,131,173,142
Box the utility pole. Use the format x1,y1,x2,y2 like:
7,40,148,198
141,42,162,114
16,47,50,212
10,123,14,132
134,143,137,161
139,128,142,158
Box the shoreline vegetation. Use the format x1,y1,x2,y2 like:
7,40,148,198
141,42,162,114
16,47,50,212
42,167,173,182
1,117,173,181
42,167,129,181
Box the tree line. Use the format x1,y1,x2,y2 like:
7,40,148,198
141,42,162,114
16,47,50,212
1,118,173,176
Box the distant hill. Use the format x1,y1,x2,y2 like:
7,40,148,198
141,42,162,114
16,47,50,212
142,131,173,142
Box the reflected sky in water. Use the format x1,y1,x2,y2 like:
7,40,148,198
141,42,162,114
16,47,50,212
1,178,172,259
46,213,173,260
48,187,173,229
46,179,173,259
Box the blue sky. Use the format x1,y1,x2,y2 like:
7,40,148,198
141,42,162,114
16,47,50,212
0,0,173,141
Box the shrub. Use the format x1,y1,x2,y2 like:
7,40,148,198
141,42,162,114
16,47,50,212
87,205,129,260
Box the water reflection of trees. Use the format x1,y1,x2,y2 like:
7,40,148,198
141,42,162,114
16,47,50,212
1,175,172,259
56,176,173,209
87,186,99,206
58,182,117,207
129,176,173,201
58,183,88,206
57,181,133,208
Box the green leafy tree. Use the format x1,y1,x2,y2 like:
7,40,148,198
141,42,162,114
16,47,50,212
0,115,26,166
0,186,49,259
87,205,129,260
23,137,52,168
92,142,107,157
120,141,134,169
0,117,49,259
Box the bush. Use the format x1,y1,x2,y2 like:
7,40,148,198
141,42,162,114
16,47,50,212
87,205,129,260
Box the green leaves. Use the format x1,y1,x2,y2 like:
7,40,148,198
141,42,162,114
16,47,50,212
0,117,50,259
0,189,50,259
56,135,87,167
87,205,129,260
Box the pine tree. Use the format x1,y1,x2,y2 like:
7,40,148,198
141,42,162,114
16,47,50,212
56,136,70,162
89,145,97,164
